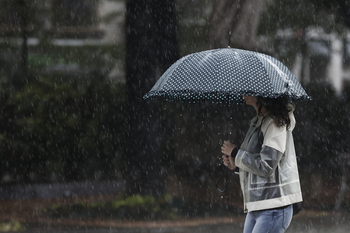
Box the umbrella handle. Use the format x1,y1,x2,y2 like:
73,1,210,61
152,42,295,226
216,166,228,193
216,104,231,193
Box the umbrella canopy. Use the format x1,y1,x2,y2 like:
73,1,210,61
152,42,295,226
144,48,311,103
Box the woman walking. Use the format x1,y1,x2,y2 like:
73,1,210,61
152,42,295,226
221,95,302,233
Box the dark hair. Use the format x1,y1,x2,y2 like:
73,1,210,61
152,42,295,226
256,96,294,129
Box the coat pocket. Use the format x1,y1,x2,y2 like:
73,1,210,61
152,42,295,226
250,172,276,185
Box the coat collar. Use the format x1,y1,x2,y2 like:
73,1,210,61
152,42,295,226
251,111,270,128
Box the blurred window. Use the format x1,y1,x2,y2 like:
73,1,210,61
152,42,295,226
308,40,331,57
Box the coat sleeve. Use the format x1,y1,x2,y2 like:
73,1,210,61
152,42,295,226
235,120,286,177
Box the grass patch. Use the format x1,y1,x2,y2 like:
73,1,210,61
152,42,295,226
0,221,24,232
46,194,242,221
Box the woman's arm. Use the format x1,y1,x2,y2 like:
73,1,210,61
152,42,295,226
235,121,287,177
235,146,283,177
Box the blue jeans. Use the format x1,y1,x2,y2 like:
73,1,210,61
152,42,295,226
243,205,293,233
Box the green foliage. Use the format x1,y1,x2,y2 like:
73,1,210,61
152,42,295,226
46,193,241,220
0,0,128,185
0,76,127,183
0,220,24,232
110,194,156,209
293,82,350,176
47,194,178,220
0,0,49,37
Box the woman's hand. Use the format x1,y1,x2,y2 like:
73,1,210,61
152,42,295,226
221,140,237,170
221,140,236,156
222,154,236,170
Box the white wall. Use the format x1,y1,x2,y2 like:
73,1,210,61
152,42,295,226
98,0,126,44
327,37,343,94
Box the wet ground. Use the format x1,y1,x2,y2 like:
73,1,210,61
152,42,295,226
0,181,125,200
17,211,350,233
1,182,349,233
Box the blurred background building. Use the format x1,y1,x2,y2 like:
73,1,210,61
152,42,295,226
1,0,350,91
0,0,126,84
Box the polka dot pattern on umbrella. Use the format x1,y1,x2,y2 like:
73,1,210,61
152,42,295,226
144,48,311,104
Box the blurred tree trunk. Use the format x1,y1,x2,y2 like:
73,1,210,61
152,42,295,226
209,0,267,51
19,0,29,77
295,28,308,85
334,153,350,211
124,0,178,197
13,0,30,87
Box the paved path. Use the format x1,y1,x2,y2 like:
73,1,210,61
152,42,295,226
19,212,350,233
0,181,125,199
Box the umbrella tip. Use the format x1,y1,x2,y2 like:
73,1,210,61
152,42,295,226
227,31,232,48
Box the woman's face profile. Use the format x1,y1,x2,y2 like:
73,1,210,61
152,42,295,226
243,95,258,108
